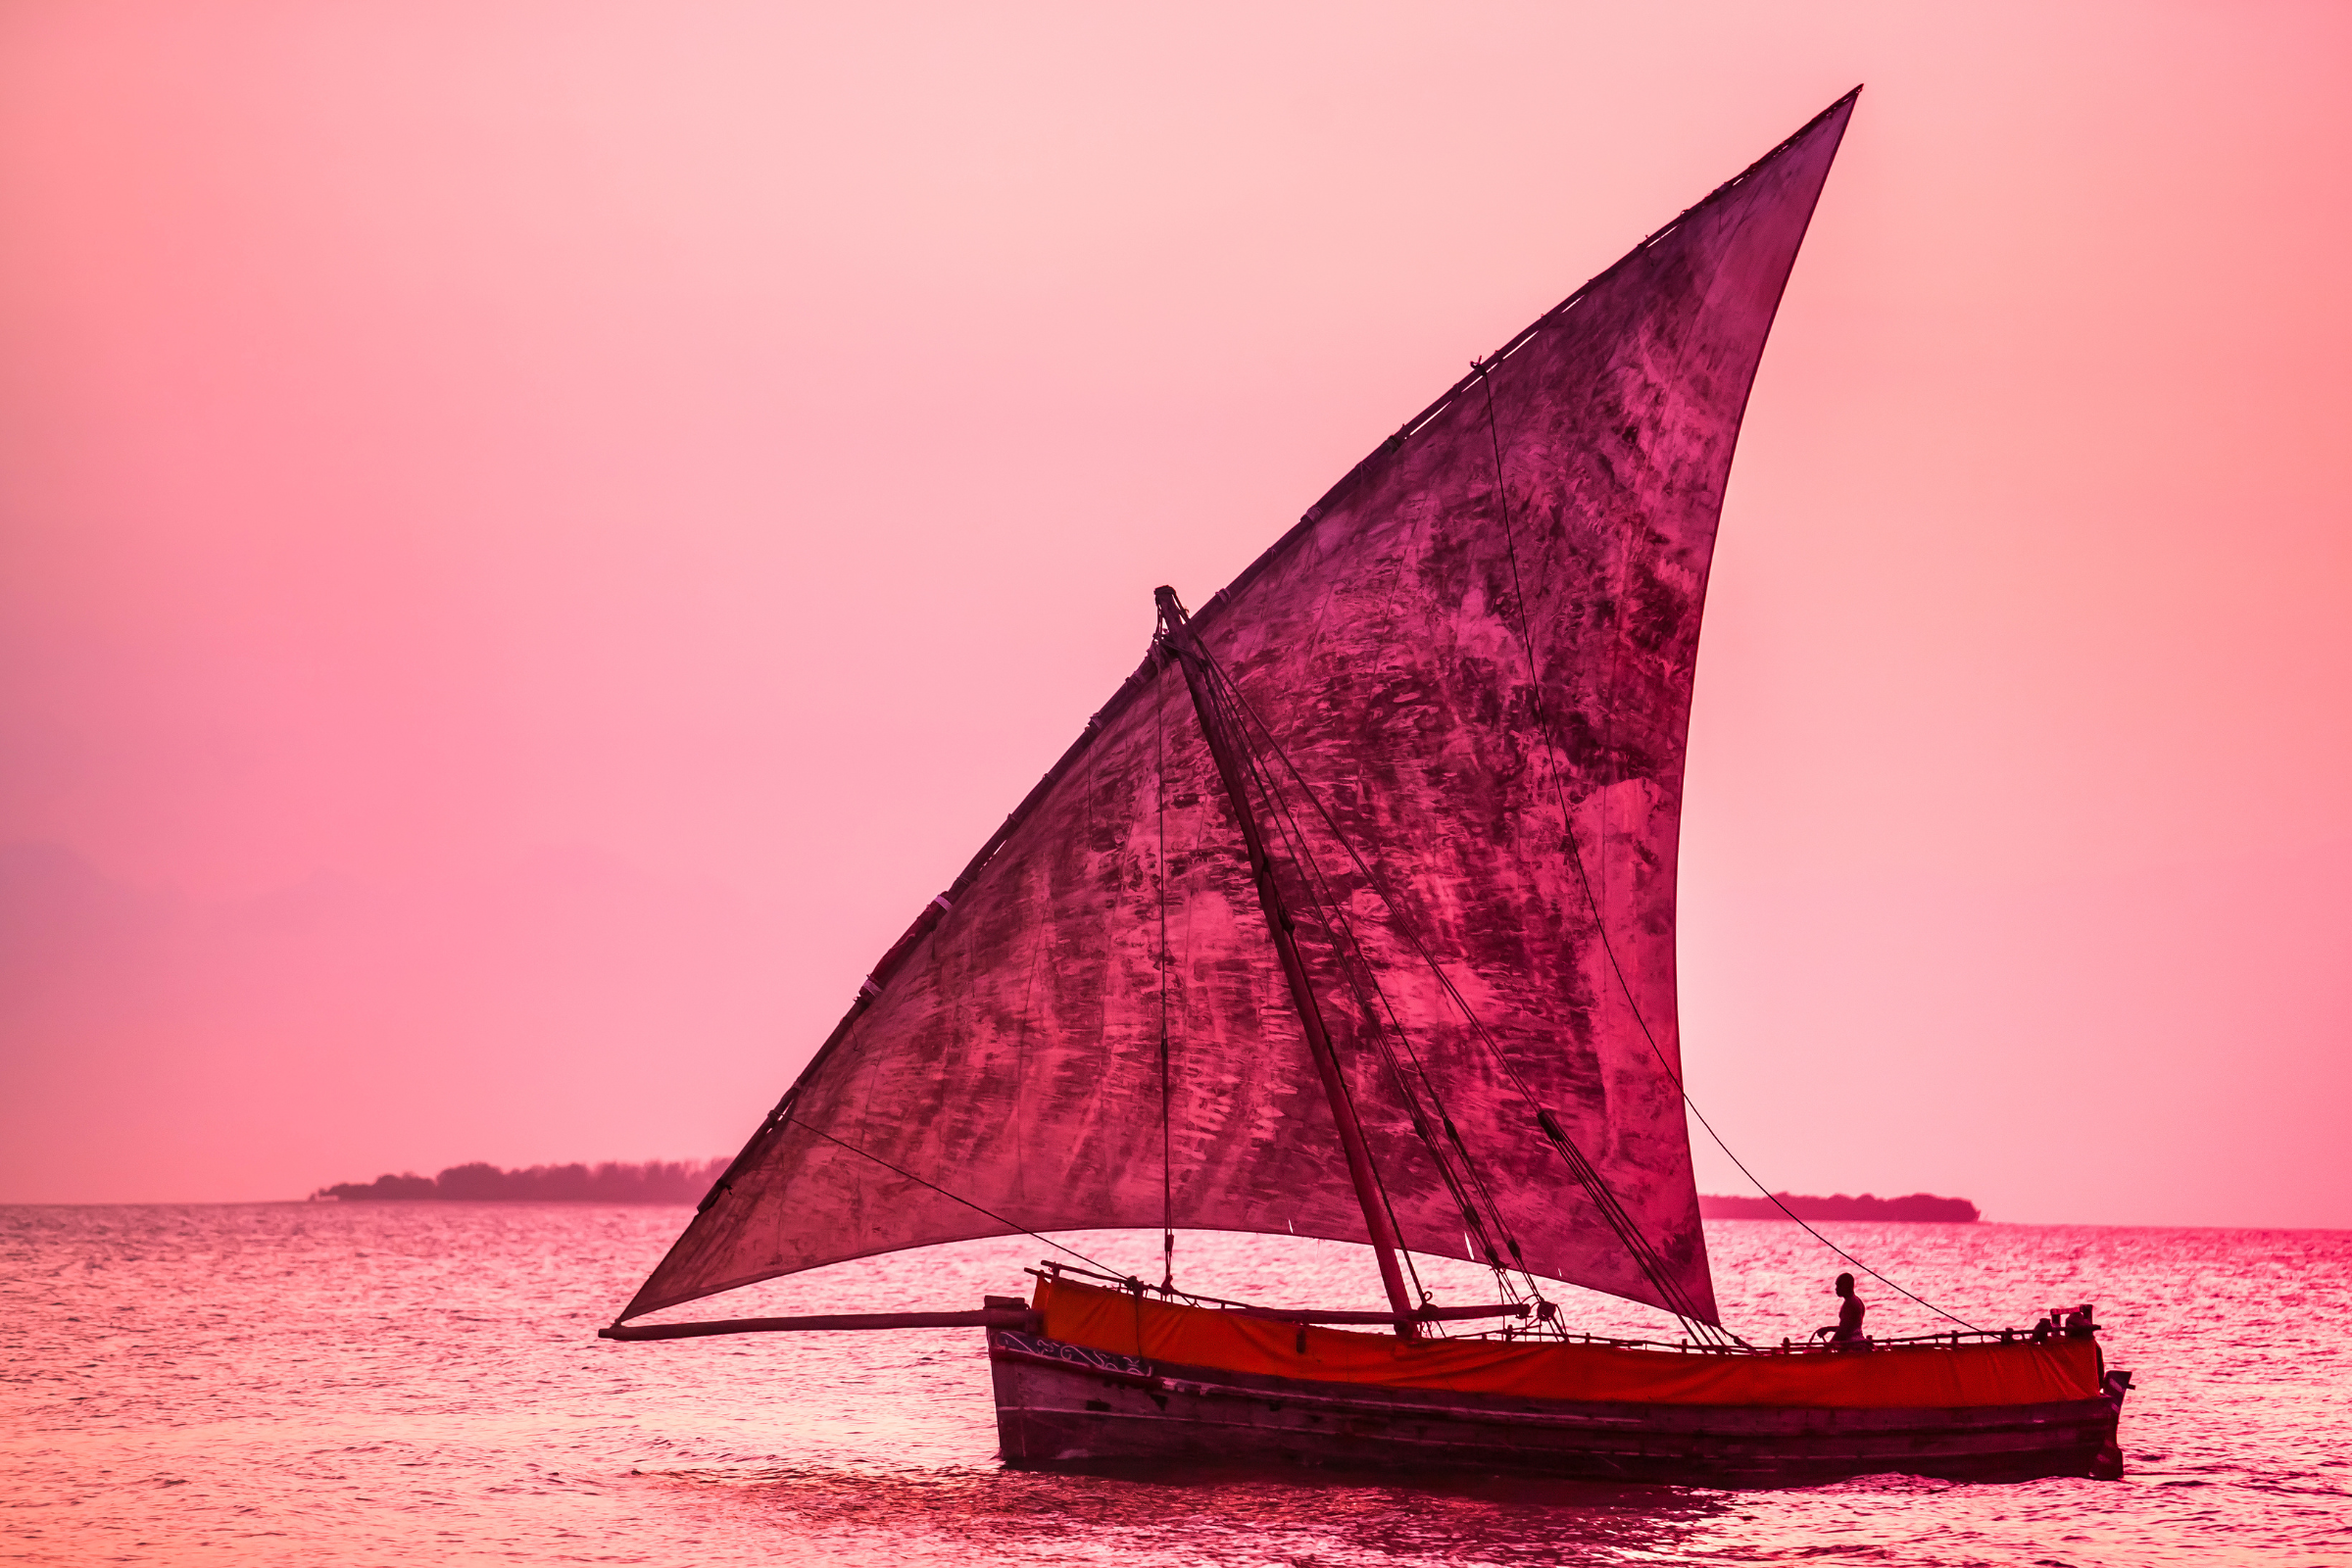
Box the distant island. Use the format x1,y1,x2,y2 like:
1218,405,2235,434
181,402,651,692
311,1157,729,1203
310,1164,1975,1221
1699,1192,1980,1223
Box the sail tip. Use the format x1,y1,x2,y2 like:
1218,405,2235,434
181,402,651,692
1808,85,1863,129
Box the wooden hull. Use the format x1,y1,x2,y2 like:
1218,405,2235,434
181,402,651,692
988,1328,2128,1485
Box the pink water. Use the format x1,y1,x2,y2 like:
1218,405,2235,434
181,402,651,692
4,1205,2345,1565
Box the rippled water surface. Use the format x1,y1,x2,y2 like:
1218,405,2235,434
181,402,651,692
4,1205,2345,1565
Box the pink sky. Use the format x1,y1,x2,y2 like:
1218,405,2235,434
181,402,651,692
2,1,2346,1226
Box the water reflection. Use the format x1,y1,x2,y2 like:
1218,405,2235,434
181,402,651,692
654,1462,1730,1567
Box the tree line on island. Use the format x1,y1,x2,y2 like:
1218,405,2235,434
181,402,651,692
312,1159,1975,1222
311,1157,730,1204
1698,1192,1980,1223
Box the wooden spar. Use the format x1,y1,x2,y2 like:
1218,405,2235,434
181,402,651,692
601,1301,1529,1342
1153,586,1421,1336
600,1308,1040,1341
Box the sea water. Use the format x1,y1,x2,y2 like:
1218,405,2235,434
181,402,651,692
3,1203,2345,1566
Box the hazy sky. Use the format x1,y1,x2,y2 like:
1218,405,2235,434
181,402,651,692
3,1,2345,1227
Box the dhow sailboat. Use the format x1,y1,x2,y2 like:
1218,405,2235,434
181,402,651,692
605,88,2132,1484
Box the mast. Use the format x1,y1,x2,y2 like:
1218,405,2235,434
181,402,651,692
1153,585,1420,1334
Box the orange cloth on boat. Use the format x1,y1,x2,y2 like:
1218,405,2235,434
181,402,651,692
1036,1280,2103,1410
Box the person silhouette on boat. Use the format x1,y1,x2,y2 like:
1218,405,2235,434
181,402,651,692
1817,1273,1867,1348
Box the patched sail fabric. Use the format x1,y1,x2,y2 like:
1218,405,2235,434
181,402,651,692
620,94,1855,1325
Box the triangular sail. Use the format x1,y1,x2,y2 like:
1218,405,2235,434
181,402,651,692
619,92,1857,1325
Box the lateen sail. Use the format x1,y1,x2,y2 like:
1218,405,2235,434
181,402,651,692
620,94,1857,1326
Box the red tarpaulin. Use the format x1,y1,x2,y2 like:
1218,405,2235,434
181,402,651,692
1035,1278,2102,1410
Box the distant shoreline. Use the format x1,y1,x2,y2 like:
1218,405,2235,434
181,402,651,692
307,1166,1980,1222
311,1158,728,1204
1699,1192,1980,1223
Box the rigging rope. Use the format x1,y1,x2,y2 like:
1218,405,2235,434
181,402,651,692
1474,370,1981,1335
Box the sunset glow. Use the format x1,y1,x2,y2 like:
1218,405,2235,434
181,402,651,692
2,1,2346,1226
